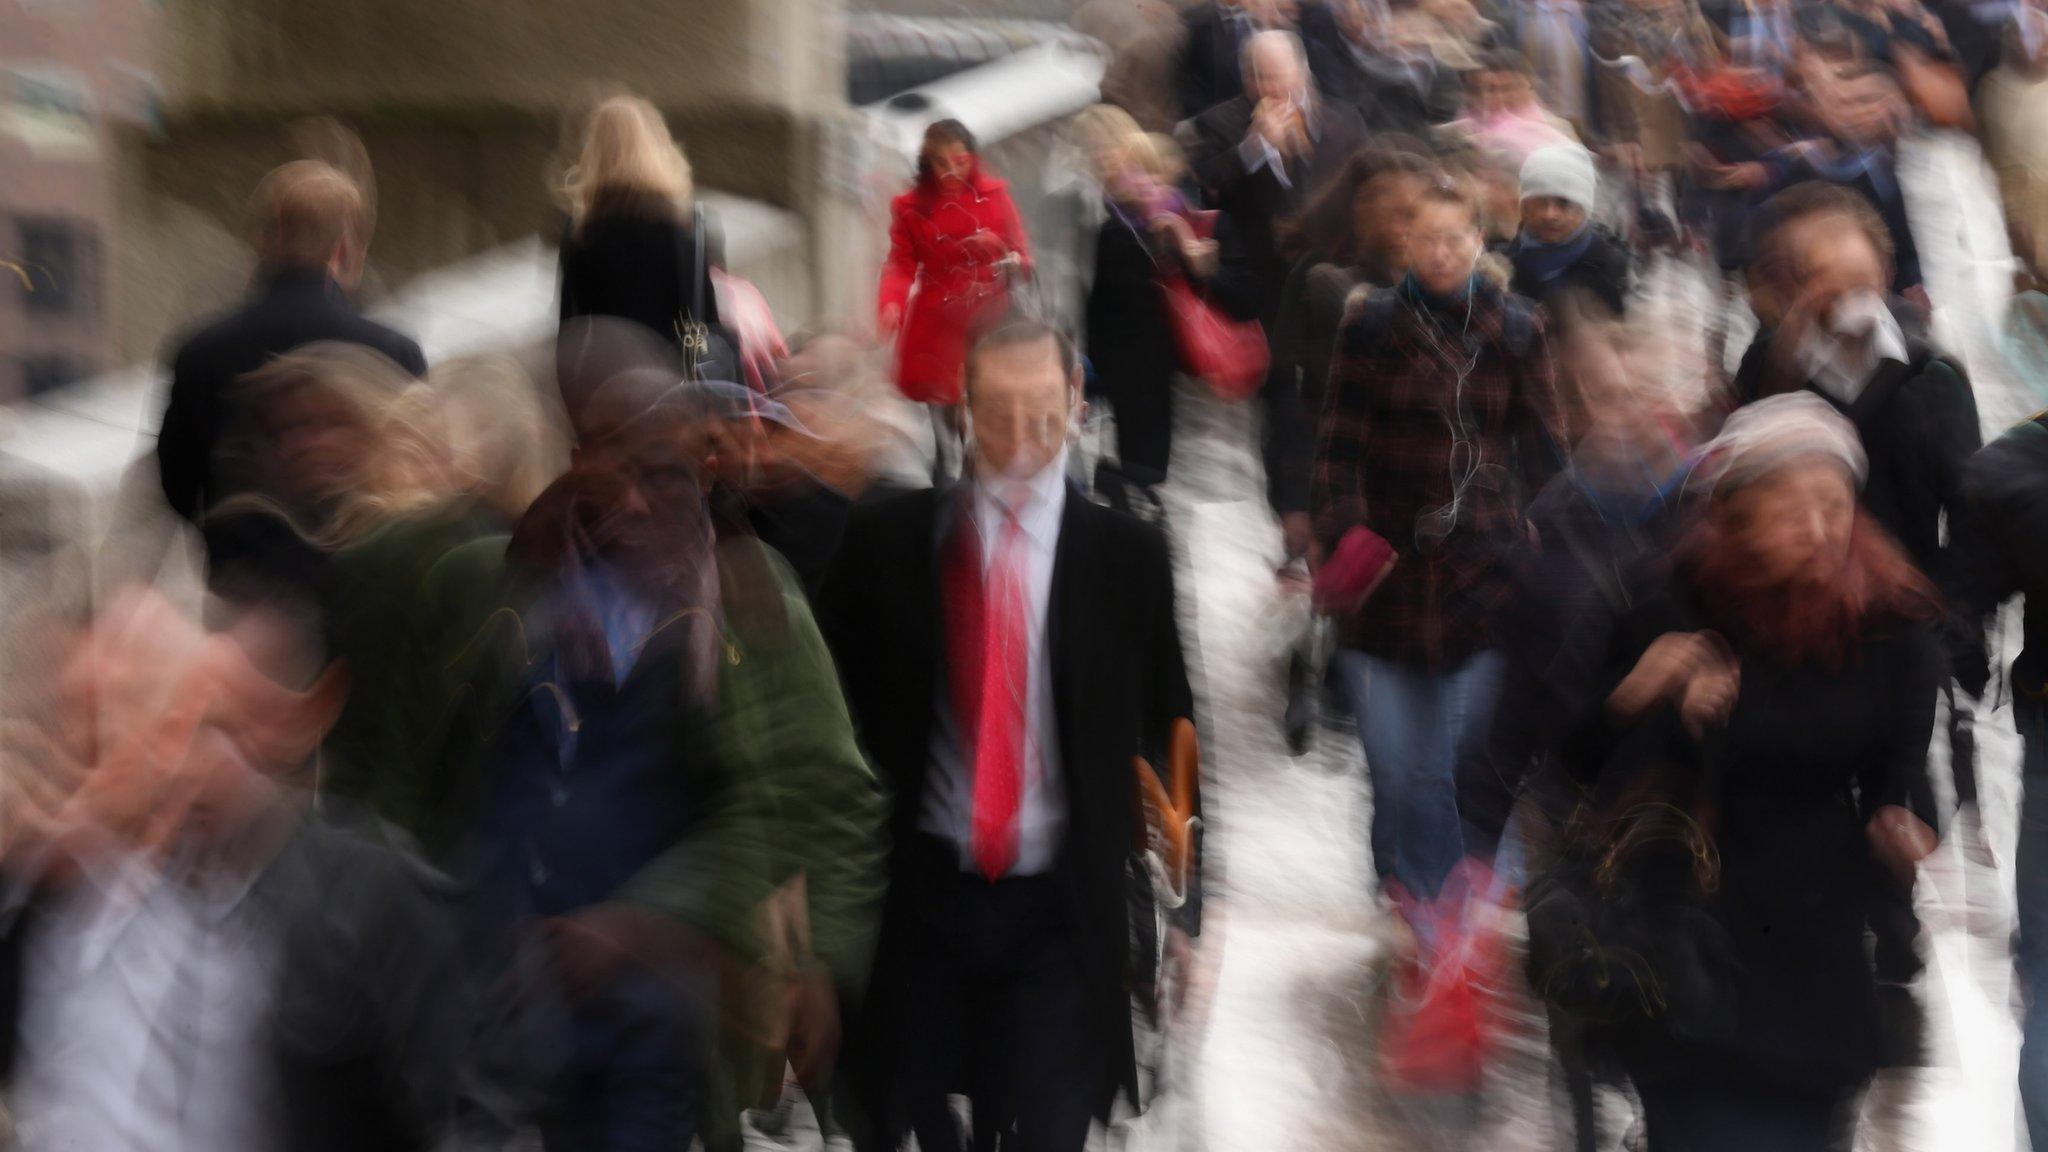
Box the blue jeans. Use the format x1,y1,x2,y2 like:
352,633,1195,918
1333,649,1505,902
2018,693,2048,1151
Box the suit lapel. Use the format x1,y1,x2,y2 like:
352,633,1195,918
1047,485,1091,800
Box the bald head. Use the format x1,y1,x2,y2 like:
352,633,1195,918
248,160,366,286
1243,30,1310,104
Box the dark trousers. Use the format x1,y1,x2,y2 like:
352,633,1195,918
529,965,699,1152
1637,1075,1856,1152
1106,378,1173,484
892,836,1106,1152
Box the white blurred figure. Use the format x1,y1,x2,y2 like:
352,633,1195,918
0,589,467,1152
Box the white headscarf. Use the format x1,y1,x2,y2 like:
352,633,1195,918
1695,393,1868,497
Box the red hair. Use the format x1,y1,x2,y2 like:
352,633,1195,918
1683,510,1939,668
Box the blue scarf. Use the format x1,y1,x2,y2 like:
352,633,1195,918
1510,224,1595,284
1396,270,1477,310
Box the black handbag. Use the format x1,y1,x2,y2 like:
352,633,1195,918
675,203,742,384
1523,716,1740,1052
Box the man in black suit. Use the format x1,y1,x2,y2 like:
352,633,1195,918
819,322,1195,1152
1185,28,1369,542
158,159,427,584
1187,28,1372,325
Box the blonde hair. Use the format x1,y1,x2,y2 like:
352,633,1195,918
248,160,365,270
1132,133,1187,184
561,94,694,223
1074,104,1145,165
429,354,568,519
218,344,452,550
1073,105,1186,191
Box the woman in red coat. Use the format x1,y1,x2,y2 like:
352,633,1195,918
878,120,1033,407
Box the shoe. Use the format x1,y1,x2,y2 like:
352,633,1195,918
745,1087,797,1141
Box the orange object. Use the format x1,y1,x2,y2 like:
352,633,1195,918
1132,717,1199,901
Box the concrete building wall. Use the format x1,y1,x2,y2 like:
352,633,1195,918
110,0,850,364
0,0,159,403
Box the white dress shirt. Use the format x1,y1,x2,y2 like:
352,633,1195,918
922,451,1070,877
12,849,282,1152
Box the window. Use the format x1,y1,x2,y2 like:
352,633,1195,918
15,217,99,319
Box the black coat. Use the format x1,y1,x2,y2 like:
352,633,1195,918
1456,471,1683,858
1084,205,1263,484
1598,583,1941,1093
1727,324,1978,585
816,483,1195,1121
1177,3,1256,121
1949,414,2048,697
0,819,467,1152
1186,94,1371,326
1085,214,1181,481
1814,342,1979,585
1263,257,1380,516
158,267,427,569
557,190,721,357
1298,7,1462,133
1503,226,1634,318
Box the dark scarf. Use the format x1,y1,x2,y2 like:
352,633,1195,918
1509,223,1595,284
1396,270,1478,310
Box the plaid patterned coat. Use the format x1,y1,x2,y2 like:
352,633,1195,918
1311,281,1567,669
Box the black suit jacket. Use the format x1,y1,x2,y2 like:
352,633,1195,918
817,482,1194,1115
1178,3,1253,121
1187,94,1370,324
158,267,427,569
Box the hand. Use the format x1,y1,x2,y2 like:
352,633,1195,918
538,904,651,1003
1610,632,1721,719
877,303,903,339
784,964,842,1085
1866,804,1937,885
1150,211,1194,245
1281,511,1316,565
1161,926,1196,1020
1678,664,1740,738
1251,98,1298,156
1720,161,1770,191
960,230,1007,262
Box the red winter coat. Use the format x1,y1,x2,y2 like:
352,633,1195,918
877,168,1033,404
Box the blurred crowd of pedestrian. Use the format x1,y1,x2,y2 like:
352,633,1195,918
12,0,2048,1148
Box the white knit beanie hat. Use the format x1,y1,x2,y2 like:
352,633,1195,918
1518,144,1599,213
1696,393,1868,498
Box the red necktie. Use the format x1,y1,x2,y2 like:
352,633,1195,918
943,499,1028,881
